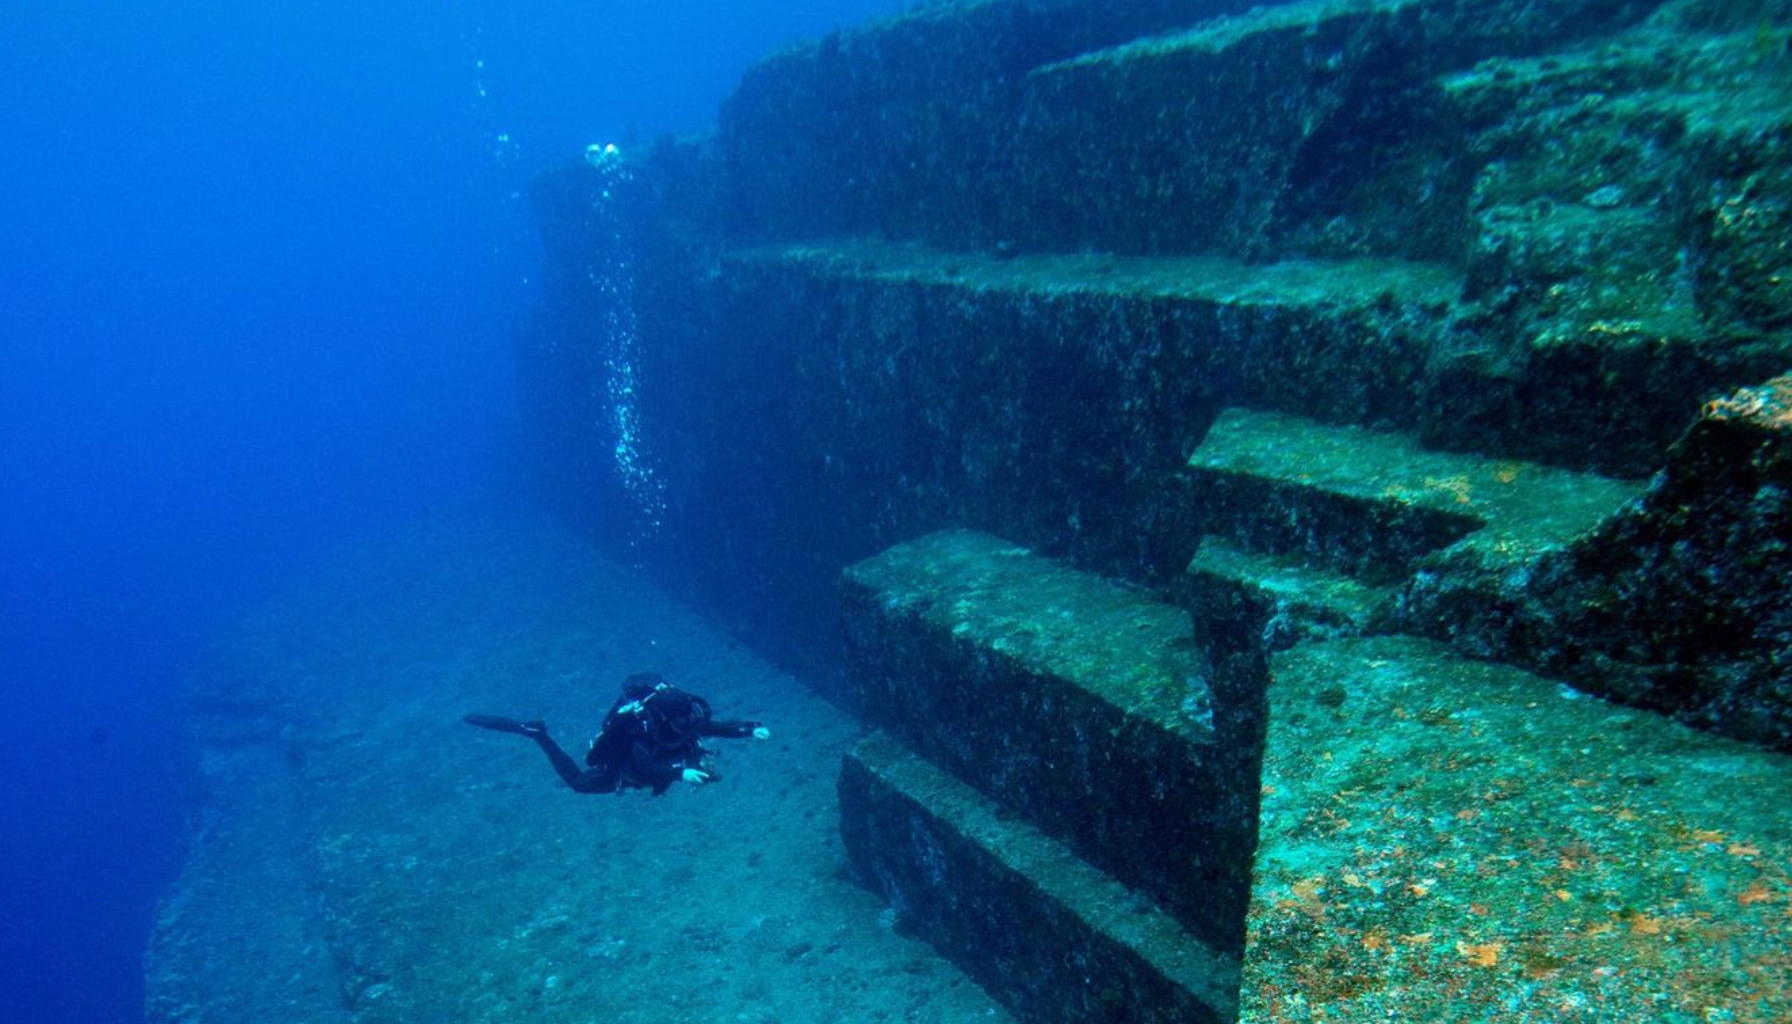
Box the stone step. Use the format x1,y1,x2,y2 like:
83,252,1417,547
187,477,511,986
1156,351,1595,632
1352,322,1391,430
839,731,1241,1024
1010,0,1665,260
841,528,1262,955
1411,373,1792,753
712,0,1663,257
725,240,1460,431
1244,635,1792,1022
715,0,1266,247
1186,406,1648,582
1186,537,1397,650
1426,22,1792,475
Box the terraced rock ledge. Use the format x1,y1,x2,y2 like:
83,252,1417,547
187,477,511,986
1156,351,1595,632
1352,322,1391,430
841,529,1261,957
841,733,1240,1024
1188,407,1648,574
508,0,1792,1022
840,530,1792,1024
153,1,1792,1022
1184,406,1649,652
723,241,1460,429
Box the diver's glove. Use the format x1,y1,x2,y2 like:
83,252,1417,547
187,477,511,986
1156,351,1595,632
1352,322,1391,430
752,726,771,740
681,768,711,786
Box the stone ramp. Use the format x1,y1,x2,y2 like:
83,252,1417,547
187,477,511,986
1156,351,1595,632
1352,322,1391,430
840,732,1240,1024
841,528,1259,955
1245,635,1792,1022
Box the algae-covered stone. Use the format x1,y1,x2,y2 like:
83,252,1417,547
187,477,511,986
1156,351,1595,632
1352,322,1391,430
839,732,1240,1024
1702,165,1792,332
1187,406,1646,581
1487,374,1792,751
1011,0,1662,260
614,237,1454,684
716,0,1264,247
1429,19,1792,474
842,529,1261,955
1244,636,1792,1022
1186,537,1399,650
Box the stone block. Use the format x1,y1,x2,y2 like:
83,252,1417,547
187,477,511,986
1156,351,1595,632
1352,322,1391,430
715,0,1261,247
1186,537,1398,650
1424,374,1792,750
1187,406,1646,581
840,732,1240,1024
841,529,1260,954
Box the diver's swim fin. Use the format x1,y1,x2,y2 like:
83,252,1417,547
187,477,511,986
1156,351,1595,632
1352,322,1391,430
463,714,543,736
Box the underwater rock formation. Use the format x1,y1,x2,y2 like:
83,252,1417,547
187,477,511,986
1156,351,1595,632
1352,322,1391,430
521,0,1792,746
1516,376,1792,747
125,1,1774,1022
142,1,1792,1022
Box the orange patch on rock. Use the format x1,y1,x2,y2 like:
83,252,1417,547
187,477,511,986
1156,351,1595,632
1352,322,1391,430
1457,941,1503,967
1737,882,1776,906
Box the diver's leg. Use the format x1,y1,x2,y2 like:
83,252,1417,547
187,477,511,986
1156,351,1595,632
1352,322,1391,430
463,713,535,734
530,729,619,793
527,728,584,787
466,715,615,793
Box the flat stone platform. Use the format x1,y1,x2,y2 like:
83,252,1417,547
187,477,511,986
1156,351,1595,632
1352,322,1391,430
1244,635,1792,1023
729,241,1463,308
1186,536,1397,648
723,240,1459,431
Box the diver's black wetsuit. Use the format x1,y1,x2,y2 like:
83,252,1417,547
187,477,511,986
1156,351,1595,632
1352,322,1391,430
467,674,762,796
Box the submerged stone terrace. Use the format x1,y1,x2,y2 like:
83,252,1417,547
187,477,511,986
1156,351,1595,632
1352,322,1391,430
510,4,1792,1016
143,1,1792,1023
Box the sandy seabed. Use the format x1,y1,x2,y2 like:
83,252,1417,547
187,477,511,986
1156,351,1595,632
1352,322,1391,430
146,507,1011,1024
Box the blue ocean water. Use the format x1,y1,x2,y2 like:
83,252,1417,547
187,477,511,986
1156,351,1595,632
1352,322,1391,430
0,2,908,1021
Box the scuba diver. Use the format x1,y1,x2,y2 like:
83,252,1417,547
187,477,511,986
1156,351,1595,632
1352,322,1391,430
464,673,769,795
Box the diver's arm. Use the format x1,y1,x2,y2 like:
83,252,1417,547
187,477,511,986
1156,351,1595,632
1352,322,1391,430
629,741,695,793
700,719,766,739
